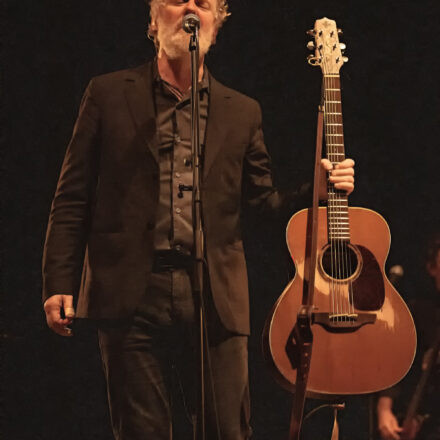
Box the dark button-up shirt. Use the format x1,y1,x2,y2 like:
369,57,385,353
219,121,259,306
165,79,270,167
152,63,209,254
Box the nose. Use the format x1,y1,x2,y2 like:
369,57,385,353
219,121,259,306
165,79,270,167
183,0,198,14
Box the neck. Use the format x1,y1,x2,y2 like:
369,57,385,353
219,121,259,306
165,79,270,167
157,53,205,93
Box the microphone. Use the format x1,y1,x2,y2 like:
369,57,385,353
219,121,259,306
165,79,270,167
388,265,404,287
182,13,200,33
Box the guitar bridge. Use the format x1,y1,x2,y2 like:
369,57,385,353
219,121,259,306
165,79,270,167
313,312,376,333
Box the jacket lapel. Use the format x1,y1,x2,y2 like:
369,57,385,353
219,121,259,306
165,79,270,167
203,75,231,180
124,62,159,164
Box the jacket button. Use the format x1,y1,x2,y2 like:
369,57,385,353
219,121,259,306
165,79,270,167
147,221,155,230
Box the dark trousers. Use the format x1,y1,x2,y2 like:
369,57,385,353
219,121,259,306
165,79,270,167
98,270,251,440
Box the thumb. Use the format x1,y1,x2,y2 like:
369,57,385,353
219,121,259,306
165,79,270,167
321,158,333,171
62,295,76,318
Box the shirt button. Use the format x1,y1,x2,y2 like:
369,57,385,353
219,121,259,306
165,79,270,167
176,207,182,214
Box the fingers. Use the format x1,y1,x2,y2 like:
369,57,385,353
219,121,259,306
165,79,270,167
379,426,401,440
44,294,75,337
321,158,333,171
337,158,355,169
321,158,355,195
63,295,76,319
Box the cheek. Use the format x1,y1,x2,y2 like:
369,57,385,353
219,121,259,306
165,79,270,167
160,9,179,25
200,10,215,25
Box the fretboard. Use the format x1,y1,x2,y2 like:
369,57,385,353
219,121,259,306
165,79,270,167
324,74,350,241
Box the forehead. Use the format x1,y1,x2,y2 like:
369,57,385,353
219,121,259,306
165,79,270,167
158,0,218,6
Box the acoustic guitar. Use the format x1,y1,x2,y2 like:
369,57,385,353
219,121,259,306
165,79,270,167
263,17,417,397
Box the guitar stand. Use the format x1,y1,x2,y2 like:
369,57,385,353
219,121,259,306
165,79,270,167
288,105,324,440
304,402,346,440
288,306,314,439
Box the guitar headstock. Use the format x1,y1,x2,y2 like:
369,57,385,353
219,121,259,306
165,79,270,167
306,17,348,74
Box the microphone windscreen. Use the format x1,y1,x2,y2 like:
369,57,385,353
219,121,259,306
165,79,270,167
182,13,200,33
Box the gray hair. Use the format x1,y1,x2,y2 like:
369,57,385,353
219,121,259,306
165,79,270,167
146,0,230,48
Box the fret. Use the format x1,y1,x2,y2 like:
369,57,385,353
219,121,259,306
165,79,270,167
322,74,351,242
328,215,348,219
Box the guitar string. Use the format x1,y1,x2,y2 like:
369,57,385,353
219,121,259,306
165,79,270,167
333,71,350,320
322,58,337,320
330,74,344,321
322,55,340,321
333,74,349,320
325,74,337,320
324,59,348,321
335,68,354,318
321,54,334,318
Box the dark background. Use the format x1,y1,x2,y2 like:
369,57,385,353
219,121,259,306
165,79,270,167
3,0,439,439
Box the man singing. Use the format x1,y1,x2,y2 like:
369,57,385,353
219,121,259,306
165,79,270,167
42,1,355,439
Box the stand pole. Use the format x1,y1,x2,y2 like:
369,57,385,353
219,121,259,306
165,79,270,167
189,29,207,440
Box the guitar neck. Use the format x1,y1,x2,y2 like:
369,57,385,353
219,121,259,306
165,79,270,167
404,336,440,423
323,74,350,241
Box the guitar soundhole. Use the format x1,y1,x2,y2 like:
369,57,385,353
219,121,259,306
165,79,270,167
320,242,360,281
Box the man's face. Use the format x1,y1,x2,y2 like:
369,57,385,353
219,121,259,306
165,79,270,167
153,0,218,60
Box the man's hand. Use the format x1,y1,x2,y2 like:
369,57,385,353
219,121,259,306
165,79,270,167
320,158,355,199
377,397,403,440
44,294,75,337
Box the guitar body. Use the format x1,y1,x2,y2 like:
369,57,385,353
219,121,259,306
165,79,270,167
263,206,417,397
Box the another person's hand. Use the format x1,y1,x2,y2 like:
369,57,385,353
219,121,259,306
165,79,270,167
377,397,403,440
320,158,355,199
44,294,75,337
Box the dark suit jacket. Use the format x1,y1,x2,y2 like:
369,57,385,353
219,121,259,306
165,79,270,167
42,61,305,334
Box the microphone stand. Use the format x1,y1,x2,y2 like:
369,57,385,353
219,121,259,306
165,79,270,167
188,26,207,440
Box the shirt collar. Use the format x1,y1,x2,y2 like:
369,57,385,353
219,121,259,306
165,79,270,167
153,58,209,101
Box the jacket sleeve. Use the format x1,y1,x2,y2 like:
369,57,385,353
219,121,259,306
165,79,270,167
42,79,100,303
242,101,311,218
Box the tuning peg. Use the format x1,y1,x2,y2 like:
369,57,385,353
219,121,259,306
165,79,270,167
307,41,315,50
339,43,346,51
342,56,349,63
306,29,315,36
307,54,320,66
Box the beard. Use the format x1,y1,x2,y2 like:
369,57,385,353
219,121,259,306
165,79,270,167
157,18,215,60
